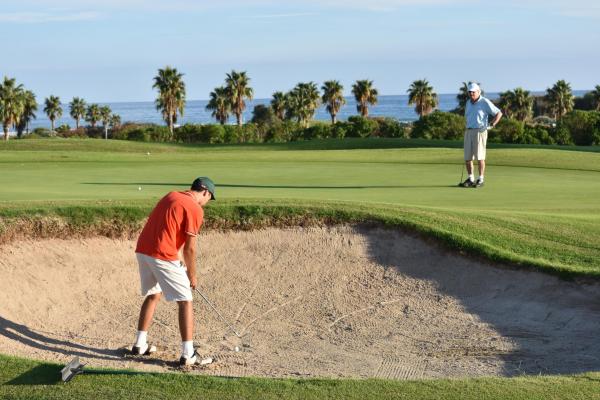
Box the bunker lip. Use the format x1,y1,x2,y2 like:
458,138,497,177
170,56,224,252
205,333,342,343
1,226,599,379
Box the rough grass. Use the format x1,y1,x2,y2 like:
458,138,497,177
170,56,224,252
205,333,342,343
1,355,599,400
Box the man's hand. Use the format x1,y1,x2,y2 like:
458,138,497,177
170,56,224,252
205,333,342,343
188,274,197,290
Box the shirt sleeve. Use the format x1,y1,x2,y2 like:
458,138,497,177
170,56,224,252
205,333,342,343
183,205,203,236
484,98,501,116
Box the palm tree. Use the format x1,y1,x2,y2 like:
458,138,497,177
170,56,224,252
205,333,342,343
99,105,112,139
153,66,186,137
16,90,37,137
407,79,438,118
206,87,230,125
285,82,320,128
351,80,378,117
545,80,574,120
86,104,101,128
321,80,346,124
590,85,600,111
271,91,287,120
44,95,62,132
225,70,254,126
69,97,87,129
498,88,533,121
454,81,484,115
0,77,25,141
110,114,122,129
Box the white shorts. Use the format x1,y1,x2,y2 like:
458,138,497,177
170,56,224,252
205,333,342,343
136,253,193,302
464,128,487,161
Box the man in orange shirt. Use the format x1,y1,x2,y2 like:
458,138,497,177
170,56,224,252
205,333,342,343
132,177,215,366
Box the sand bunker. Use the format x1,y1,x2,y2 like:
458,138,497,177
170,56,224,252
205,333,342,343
1,226,599,379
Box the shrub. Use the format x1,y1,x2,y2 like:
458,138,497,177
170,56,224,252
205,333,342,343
302,122,331,140
346,116,378,138
557,110,600,146
57,127,87,139
148,126,171,142
200,124,225,144
523,125,554,145
85,126,105,139
56,124,71,133
331,123,347,139
174,124,203,143
30,127,52,137
375,117,407,138
551,126,574,145
488,119,524,144
411,111,465,140
264,121,300,143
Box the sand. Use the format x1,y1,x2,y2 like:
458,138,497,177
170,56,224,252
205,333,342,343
0,225,599,379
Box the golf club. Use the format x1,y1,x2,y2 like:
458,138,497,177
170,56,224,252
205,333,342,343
194,286,242,338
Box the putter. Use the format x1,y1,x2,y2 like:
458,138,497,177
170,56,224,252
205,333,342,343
194,286,242,338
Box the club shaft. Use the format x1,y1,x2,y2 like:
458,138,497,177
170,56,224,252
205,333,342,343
194,287,241,337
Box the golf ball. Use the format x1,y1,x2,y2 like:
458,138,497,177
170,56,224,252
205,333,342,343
234,346,239,352
138,186,142,191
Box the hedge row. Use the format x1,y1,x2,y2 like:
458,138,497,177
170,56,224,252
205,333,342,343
24,110,600,146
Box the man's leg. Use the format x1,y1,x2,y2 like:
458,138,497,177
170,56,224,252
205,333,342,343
466,160,473,175
137,293,161,331
478,160,486,178
178,300,195,361
178,300,194,341
132,293,161,354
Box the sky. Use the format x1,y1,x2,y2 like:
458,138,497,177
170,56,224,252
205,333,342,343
1,0,599,102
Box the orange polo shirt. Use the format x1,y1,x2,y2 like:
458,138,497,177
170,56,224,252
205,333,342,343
135,191,204,261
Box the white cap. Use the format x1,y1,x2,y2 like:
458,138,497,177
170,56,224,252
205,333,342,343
467,82,480,92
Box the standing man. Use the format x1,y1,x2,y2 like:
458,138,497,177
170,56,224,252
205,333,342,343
131,177,215,366
460,82,502,188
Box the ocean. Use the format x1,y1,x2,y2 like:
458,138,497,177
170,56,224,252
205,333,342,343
24,91,589,131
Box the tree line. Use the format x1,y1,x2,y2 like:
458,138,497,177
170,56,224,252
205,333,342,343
1,67,600,143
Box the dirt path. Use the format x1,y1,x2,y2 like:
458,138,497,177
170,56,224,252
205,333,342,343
1,226,599,379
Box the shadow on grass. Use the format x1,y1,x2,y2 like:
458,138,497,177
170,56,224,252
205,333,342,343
6,363,156,386
6,364,62,386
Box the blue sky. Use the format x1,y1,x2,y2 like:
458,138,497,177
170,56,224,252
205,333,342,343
2,0,599,102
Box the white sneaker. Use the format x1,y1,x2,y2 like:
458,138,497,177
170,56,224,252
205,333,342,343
179,350,213,367
131,343,156,356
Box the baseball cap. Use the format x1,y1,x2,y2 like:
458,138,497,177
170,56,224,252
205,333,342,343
191,177,216,200
467,82,480,92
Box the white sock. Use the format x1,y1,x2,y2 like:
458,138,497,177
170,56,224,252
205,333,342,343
478,175,484,182
181,341,194,358
468,174,474,181
135,331,147,347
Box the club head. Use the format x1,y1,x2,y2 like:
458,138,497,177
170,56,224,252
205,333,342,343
61,356,85,382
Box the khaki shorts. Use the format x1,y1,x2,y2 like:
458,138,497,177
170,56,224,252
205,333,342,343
464,128,487,161
136,253,193,302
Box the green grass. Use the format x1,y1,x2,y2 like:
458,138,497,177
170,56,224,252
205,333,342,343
1,138,599,277
1,355,599,400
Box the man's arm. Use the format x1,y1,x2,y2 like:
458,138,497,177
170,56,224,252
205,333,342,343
490,111,503,128
182,234,197,289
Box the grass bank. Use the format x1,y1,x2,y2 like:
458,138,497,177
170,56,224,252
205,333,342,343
1,199,599,279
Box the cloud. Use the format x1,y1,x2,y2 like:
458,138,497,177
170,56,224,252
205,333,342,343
0,11,101,23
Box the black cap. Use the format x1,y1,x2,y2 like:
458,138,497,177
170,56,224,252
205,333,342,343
191,177,216,200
